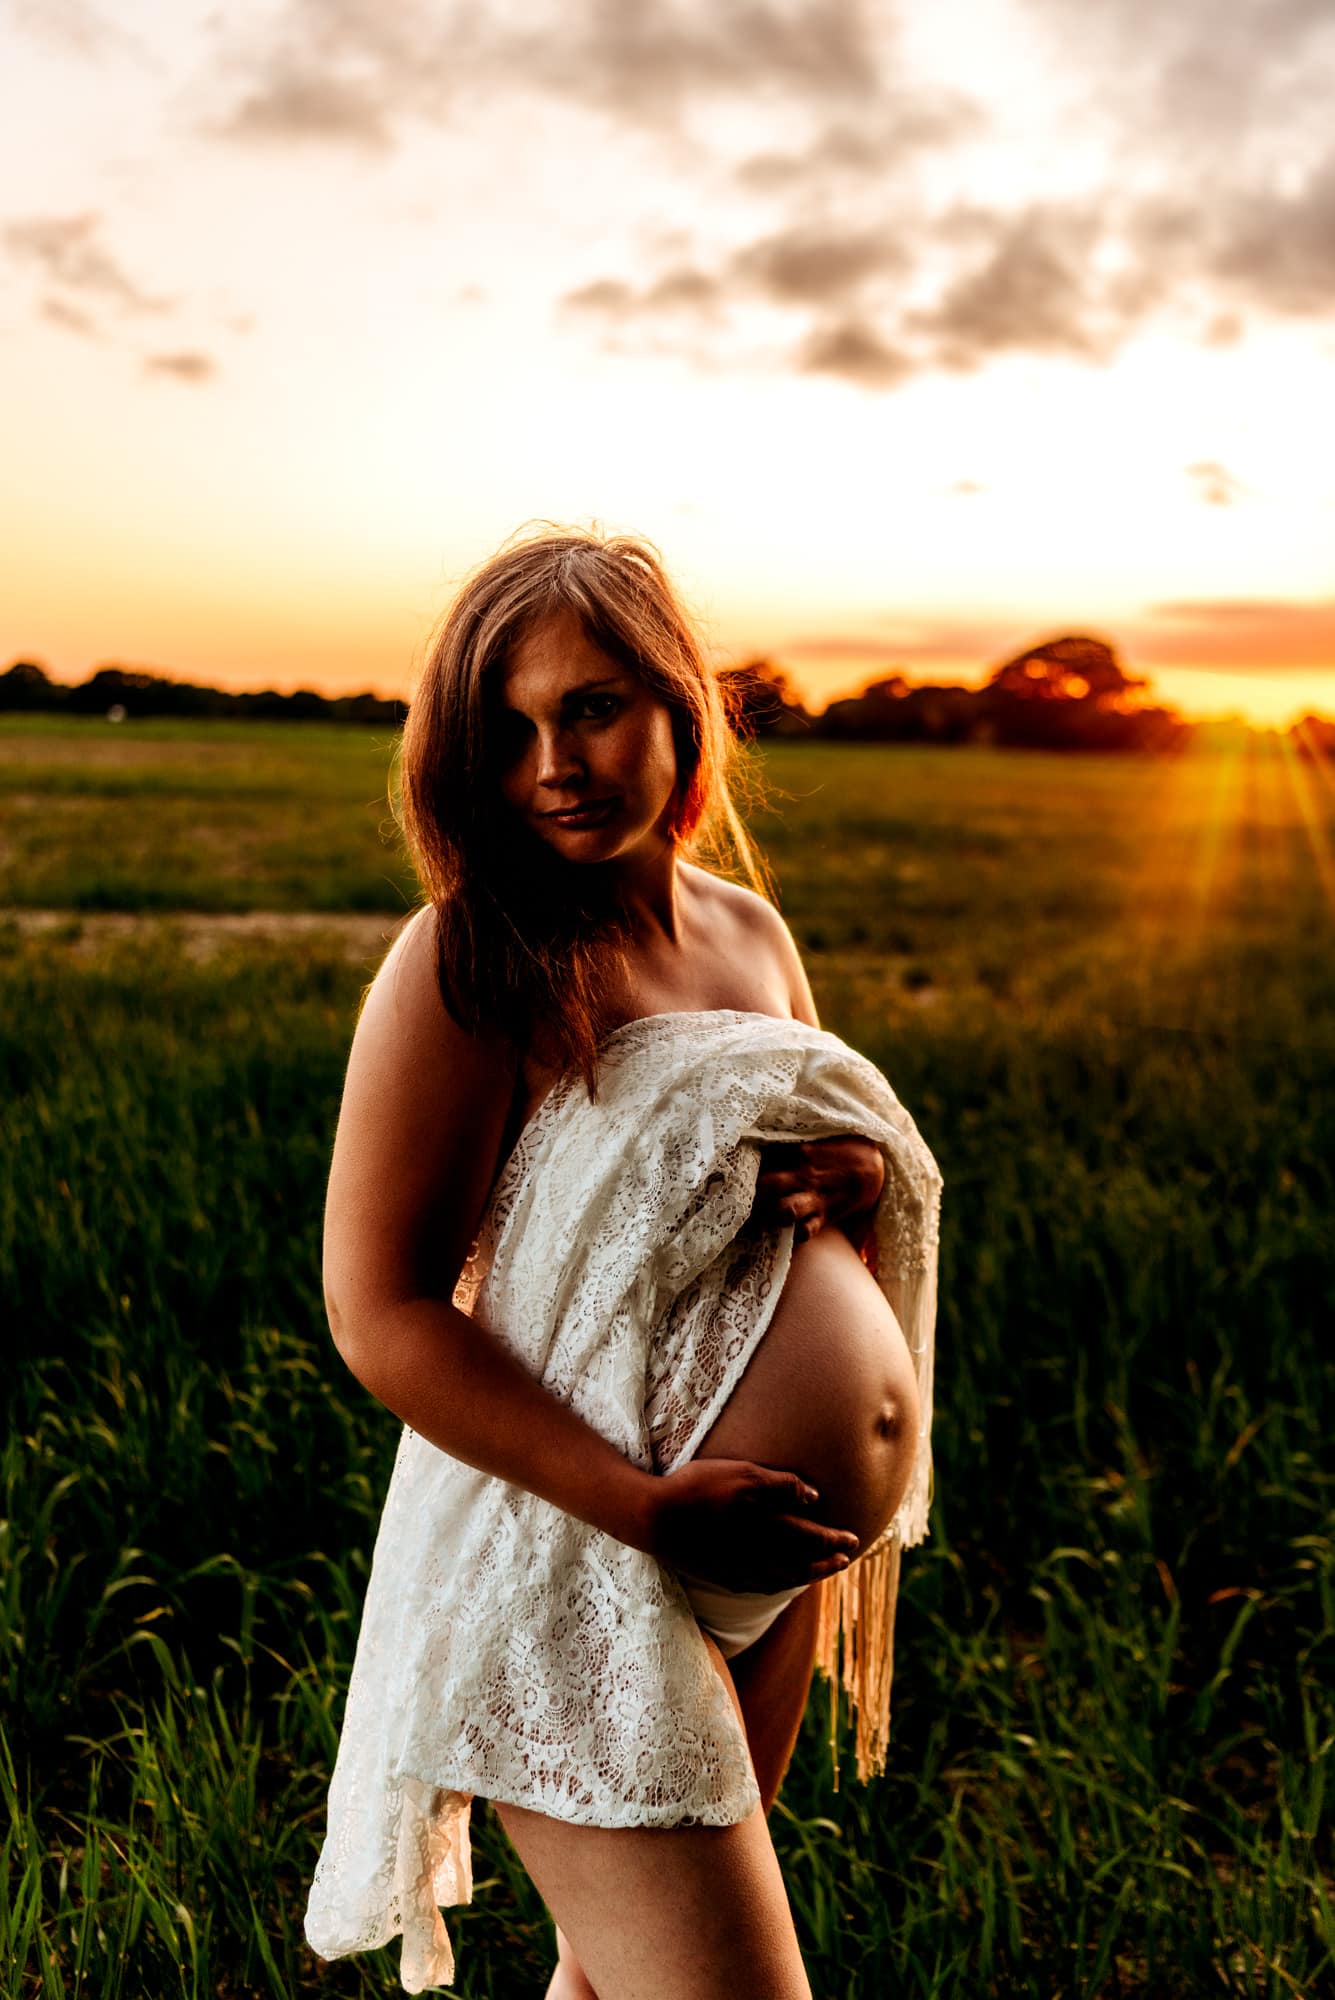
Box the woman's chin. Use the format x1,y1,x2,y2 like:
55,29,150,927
538,823,624,861
535,816,665,868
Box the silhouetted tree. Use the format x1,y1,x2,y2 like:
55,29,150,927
985,634,1147,706
0,661,64,710
978,634,1189,750
1292,714,1335,761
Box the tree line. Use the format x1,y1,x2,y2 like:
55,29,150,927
3,645,1330,756
0,660,405,727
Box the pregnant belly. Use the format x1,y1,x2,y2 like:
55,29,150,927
691,1226,921,1552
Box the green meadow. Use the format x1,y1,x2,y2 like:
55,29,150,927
3,714,1332,1998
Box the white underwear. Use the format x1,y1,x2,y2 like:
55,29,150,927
677,1572,809,1659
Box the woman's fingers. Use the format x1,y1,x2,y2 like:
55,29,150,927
773,1513,859,1555
776,1190,823,1220
746,1464,819,1503
809,1550,856,1579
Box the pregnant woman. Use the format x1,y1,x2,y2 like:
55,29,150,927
303,527,943,1997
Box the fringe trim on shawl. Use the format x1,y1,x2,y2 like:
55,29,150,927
813,1531,902,1790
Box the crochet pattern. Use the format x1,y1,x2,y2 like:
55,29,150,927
304,1010,942,1991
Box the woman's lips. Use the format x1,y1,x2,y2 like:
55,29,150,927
542,798,618,827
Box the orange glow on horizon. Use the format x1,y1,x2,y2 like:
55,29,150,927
17,643,1333,734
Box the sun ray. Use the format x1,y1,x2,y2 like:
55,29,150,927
1292,716,1335,801
1275,727,1335,920
1116,737,1248,1002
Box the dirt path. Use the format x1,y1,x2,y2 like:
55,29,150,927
1,908,411,963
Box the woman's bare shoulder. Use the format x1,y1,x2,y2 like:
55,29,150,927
365,906,499,1044
681,864,818,1026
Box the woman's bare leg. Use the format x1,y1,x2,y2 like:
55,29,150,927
730,1583,823,1812
497,1628,813,2000
520,1595,824,2000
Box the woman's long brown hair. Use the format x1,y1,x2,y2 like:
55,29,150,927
396,524,769,1087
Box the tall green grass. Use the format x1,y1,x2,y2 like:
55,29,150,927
3,727,1332,1995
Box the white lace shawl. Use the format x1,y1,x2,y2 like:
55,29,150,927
303,1010,943,1992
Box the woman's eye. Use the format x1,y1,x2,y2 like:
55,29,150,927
495,714,532,762
573,695,620,721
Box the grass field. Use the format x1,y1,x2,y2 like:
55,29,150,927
3,715,1332,1998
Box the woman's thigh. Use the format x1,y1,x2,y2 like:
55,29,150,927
494,1796,812,2000
491,1634,813,2000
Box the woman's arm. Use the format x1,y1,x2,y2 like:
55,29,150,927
323,908,858,1584
324,907,665,1547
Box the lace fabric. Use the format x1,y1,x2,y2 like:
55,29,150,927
303,1010,943,1991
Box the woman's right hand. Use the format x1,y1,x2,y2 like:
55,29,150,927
643,1457,860,1593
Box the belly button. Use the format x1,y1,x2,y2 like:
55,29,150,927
876,1399,904,1443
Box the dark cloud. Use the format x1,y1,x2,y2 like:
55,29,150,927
203,0,890,150
561,223,910,369
563,226,908,324
507,0,885,120
5,212,169,313
216,66,394,150
795,318,912,389
143,351,217,383
734,224,905,305
562,201,1116,387
1186,460,1246,507
906,204,1112,368
1207,151,1335,317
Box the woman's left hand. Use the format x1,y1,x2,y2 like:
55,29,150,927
749,1135,885,1250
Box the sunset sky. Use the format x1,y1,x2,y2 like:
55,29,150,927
4,0,1335,726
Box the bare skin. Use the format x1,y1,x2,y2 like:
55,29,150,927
533,1590,825,2000
324,606,886,1998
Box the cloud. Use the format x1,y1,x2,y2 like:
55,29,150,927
906,203,1113,368
5,212,168,313
734,90,987,193
1022,0,1335,158
10,0,139,62
143,351,217,383
564,220,905,325
1207,150,1335,317
202,0,893,151
1135,596,1335,672
41,296,98,337
562,199,1120,386
733,224,906,305
216,65,394,150
562,266,727,323
794,318,913,389
1186,460,1246,507
193,0,1335,395
506,0,886,121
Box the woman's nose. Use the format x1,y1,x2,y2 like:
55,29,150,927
534,726,583,788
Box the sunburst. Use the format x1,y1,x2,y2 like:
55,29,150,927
1277,724,1335,918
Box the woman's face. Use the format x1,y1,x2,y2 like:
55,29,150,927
496,608,682,864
